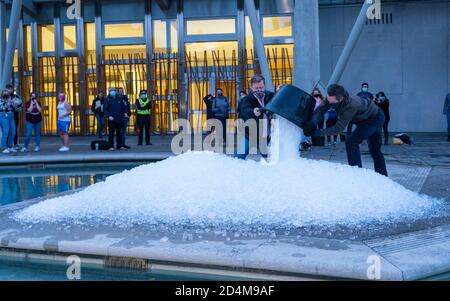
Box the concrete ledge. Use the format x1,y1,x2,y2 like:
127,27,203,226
0,152,173,166
1,196,449,280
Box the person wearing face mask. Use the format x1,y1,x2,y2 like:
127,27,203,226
375,92,390,145
0,90,16,154
5,84,23,150
104,87,126,151
302,84,388,177
211,88,230,143
118,87,131,149
235,75,275,160
56,92,72,152
136,89,152,146
21,92,42,152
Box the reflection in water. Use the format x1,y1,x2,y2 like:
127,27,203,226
0,173,115,206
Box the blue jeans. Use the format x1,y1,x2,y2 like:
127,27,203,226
0,112,16,149
25,122,42,148
345,109,388,176
122,118,129,145
234,136,250,160
96,114,105,138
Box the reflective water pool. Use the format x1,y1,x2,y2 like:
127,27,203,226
0,163,142,206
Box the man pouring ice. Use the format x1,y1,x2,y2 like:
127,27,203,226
302,84,388,177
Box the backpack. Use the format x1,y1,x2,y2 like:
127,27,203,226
90,140,110,150
394,133,414,145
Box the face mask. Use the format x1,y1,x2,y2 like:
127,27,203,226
110,91,116,97
253,90,265,99
362,88,368,93
217,92,223,97
59,95,66,102
141,94,147,99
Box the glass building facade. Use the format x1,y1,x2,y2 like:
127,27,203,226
2,0,298,135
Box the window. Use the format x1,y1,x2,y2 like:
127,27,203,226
186,19,235,35
263,16,292,37
63,25,77,50
153,20,167,52
85,23,96,64
104,23,144,39
38,25,55,52
153,20,178,52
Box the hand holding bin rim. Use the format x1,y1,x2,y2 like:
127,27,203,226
264,85,316,128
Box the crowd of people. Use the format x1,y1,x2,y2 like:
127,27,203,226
2,76,449,163
0,85,152,154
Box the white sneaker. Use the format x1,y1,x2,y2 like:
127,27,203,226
20,147,28,152
9,148,17,153
2,149,10,154
59,146,70,152
14,145,21,150
34,146,40,152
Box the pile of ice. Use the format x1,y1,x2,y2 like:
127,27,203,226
13,117,445,228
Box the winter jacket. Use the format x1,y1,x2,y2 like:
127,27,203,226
357,91,374,101
91,96,105,117
104,95,126,122
238,91,275,122
313,92,380,137
120,94,131,117
212,95,230,118
375,98,390,122
203,94,214,120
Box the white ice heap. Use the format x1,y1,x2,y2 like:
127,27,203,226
14,117,444,227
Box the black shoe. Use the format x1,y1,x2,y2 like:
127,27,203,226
138,143,143,146
146,143,152,146
123,145,131,149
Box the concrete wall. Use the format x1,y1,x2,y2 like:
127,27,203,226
319,1,449,132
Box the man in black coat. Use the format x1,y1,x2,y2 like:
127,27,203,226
104,87,126,150
235,74,275,160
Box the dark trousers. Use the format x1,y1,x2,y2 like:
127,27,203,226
345,109,388,176
108,120,123,149
137,115,151,145
383,121,390,145
14,111,19,146
347,122,354,134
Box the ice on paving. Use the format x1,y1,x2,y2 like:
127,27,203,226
13,117,445,230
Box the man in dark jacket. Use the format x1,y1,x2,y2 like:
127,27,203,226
118,87,131,149
235,74,275,160
104,87,126,150
303,84,388,176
